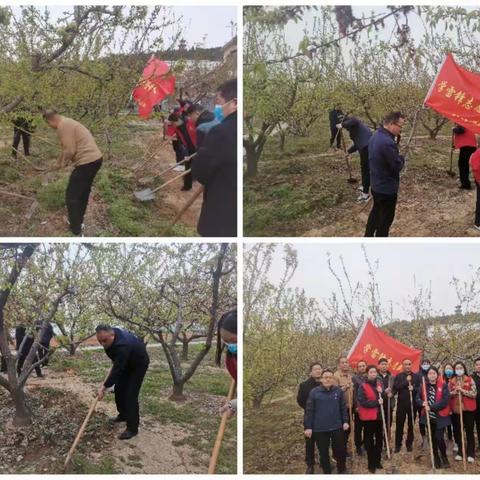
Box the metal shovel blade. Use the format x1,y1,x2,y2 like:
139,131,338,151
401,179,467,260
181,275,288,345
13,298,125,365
134,188,156,201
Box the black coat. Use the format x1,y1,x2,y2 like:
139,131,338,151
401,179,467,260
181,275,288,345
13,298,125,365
297,377,322,410
191,111,237,237
393,371,421,408
329,108,344,132
103,328,150,388
342,117,372,153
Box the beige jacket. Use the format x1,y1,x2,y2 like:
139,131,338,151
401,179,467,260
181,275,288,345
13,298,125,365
334,370,354,408
56,117,102,168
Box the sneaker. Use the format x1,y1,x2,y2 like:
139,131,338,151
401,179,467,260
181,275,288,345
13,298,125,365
474,225,480,231
468,456,474,463
173,165,184,172
356,192,370,203
455,454,462,461
453,444,459,453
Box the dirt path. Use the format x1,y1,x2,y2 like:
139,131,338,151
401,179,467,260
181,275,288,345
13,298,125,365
27,369,208,474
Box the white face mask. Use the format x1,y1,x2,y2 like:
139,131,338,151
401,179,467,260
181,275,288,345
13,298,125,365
455,369,465,376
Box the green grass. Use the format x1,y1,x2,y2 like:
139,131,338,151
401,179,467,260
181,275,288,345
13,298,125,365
36,176,68,211
71,454,119,474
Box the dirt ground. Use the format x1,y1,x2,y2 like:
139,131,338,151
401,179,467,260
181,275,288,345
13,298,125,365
244,389,480,475
0,121,202,236
244,133,480,237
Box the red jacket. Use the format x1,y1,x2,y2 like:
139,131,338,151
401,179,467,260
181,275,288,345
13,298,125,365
226,354,237,381
420,378,450,417
449,376,477,412
470,148,480,184
454,127,477,149
358,381,381,421
186,118,197,148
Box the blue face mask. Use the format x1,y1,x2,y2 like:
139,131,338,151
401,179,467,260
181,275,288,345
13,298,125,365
226,343,237,354
214,104,224,122
445,369,454,378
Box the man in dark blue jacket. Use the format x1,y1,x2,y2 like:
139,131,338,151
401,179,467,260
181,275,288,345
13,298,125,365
337,116,372,201
191,78,237,237
304,369,349,474
96,325,150,440
365,111,406,237
329,106,344,149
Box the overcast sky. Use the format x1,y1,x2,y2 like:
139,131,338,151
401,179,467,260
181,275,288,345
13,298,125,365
10,5,236,48
247,242,480,320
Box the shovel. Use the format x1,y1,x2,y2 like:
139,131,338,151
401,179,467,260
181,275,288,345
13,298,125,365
448,131,456,177
134,169,191,201
340,130,358,184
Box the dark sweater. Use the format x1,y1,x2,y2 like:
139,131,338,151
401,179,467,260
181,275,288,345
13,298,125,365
103,328,150,388
342,117,372,153
304,385,348,432
369,126,405,194
393,371,421,408
297,377,322,410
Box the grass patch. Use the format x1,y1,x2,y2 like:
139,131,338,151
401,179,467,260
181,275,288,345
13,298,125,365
37,177,68,211
71,454,118,474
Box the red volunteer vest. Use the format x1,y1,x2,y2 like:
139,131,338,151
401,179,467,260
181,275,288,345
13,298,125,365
358,381,380,421
449,376,477,412
454,128,477,149
420,379,450,417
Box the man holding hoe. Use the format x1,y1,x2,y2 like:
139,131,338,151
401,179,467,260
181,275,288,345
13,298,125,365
43,108,103,236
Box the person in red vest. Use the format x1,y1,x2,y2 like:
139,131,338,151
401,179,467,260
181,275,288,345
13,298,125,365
453,124,477,190
172,112,197,191
449,361,477,463
469,142,480,231
164,113,184,172
415,366,451,469
357,365,384,473
216,310,237,419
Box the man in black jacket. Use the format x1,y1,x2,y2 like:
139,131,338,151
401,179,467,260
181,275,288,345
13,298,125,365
337,116,372,201
365,111,406,237
96,325,150,440
297,362,323,473
352,360,367,455
377,358,394,449
191,78,237,237
329,106,344,149
304,369,349,474
393,358,421,452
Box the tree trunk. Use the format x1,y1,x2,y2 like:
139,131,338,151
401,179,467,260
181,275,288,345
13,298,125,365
11,387,31,426
251,392,265,409
245,143,261,178
279,131,286,152
181,340,189,361
68,343,77,356
169,382,186,402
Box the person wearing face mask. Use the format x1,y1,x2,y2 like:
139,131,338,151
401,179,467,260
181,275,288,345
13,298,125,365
393,358,421,453
216,310,237,419
352,360,368,456
365,111,406,237
297,362,324,474
449,361,477,463
416,366,451,469
191,78,237,237
443,363,456,446
418,359,432,449
472,358,480,453
304,369,349,474
357,365,384,473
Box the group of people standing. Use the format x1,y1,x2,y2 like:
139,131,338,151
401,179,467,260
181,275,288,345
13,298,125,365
328,107,480,237
298,355,480,474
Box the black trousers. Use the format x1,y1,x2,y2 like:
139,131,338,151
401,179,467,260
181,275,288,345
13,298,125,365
354,411,364,448
395,402,416,449
475,182,480,227
66,159,102,235
330,128,341,149
0,356,6,372
364,419,383,470
475,407,480,448
305,435,316,466
172,140,184,164
314,429,346,474
452,411,476,458
114,362,149,433
426,421,447,457
365,190,398,237
17,351,42,377
12,127,31,157
458,146,475,188
359,146,370,194
183,159,192,190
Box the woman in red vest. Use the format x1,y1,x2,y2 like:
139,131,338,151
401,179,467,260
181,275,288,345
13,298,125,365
357,365,384,473
216,310,237,419
453,124,477,190
449,361,477,463
469,144,480,231
416,366,451,468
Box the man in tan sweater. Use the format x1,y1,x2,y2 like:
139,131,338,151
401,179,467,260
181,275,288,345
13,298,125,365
43,109,103,235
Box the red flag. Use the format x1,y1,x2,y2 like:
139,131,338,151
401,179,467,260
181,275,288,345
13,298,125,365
132,57,176,119
424,53,480,134
347,319,422,374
